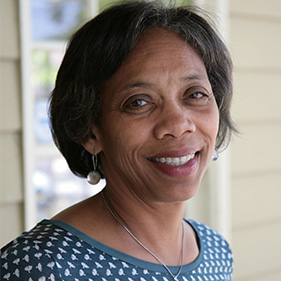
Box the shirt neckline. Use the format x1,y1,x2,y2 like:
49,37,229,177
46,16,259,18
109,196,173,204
41,218,204,274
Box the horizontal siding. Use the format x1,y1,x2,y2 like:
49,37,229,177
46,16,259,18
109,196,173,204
230,17,281,69
0,133,23,204
230,0,281,19
250,271,281,281
232,221,281,280
0,0,20,59
232,71,281,123
0,203,24,247
231,123,281,176
229,1,281,280
0,60,21,132
232,173,281,228
0,0,24,247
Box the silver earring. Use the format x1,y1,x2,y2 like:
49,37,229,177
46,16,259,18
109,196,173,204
87,155,101,184
211,149,219,161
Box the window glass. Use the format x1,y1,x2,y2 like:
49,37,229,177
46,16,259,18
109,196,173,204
29,0,104,223
34,157,104,221
98,0,191,11
98,0,121,11
31,50,61,99
31,0,88,41
32,49,62,144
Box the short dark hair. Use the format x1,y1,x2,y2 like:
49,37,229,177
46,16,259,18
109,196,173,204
49,0,236,179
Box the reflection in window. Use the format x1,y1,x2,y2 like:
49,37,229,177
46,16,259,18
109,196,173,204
32,50,62,144
30,0,104,223
31,0,88,41
31,50,61,99
33,157,104,221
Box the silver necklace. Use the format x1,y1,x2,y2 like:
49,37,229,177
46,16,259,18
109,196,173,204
101,191,185,281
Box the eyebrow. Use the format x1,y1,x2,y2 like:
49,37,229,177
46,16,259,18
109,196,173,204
181,74,207,82
120,81,155,92
120,74,207,92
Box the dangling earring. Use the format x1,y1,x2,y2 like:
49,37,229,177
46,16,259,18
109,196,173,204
211,149,219,161
87,155,101,184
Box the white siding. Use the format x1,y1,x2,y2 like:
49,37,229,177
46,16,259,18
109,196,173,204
229,0,281,280
0,0,24,246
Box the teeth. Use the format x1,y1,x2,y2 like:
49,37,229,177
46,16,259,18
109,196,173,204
151,153,195,166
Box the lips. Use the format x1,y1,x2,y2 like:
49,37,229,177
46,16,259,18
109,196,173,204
147,150,199,178
149,153,196,166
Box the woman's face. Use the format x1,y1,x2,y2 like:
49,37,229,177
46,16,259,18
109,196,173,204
90,28,219,203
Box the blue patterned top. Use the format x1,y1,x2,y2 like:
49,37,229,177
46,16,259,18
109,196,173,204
1,219,233,280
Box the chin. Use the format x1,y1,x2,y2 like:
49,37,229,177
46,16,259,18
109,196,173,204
157,181,201,203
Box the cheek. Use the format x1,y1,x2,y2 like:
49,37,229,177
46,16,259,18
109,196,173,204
101,116,150,151
204,108,220,141
211,113,220,136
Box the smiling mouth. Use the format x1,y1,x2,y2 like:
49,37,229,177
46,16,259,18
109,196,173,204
149,153,196,166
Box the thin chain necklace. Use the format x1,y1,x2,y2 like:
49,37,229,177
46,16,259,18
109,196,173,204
101,191,185,281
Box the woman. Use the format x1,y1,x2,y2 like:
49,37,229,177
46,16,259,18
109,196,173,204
1,1,235,280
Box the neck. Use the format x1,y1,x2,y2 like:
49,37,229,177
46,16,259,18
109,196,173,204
103,186,185,232
101,187,186,262
101,189,186,274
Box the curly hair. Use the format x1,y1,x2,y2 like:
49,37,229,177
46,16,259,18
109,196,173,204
49,0,236,179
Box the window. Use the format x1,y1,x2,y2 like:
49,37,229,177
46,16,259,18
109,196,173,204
21,0,119,228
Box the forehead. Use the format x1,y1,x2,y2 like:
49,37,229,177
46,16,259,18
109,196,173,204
102,28,208,94
126,28,201,66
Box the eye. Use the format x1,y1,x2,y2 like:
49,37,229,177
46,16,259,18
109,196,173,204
122,94,154,113
190,92,205,99
183,86,211,106
128,99,148,108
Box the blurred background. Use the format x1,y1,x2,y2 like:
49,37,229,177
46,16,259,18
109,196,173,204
0,0,280,280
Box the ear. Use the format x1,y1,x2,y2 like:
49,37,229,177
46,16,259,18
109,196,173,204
81,125,103,156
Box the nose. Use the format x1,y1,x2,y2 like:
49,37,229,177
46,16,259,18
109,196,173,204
153,103,196,140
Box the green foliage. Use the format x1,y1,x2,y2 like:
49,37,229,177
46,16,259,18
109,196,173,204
98,0,191,12
32,50,60,97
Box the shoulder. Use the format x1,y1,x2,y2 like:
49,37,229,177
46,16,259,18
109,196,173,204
186,219,231,246
186,219,234,272
0,220,71,280
1,219,120,280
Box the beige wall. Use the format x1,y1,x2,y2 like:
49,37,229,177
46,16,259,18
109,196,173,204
0,0,24,246
229,0,281,280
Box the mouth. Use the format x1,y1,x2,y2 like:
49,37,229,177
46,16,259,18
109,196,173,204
148,152,197,166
